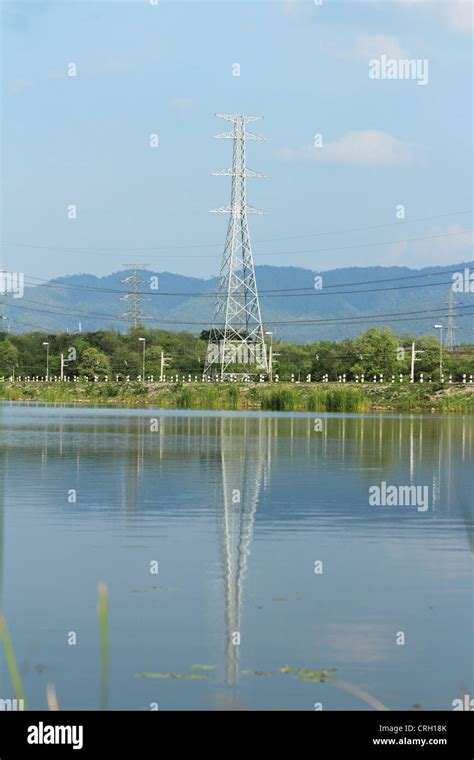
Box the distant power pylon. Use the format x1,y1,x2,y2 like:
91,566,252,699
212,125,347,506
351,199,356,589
204,114,268,379
120,264,150,328
445,290,460,348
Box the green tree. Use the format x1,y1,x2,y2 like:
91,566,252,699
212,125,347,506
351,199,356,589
77,347,111,378
0,339,19,376
276,342,312,379
142,346,161,378
310,340,356,380
351,327,399,378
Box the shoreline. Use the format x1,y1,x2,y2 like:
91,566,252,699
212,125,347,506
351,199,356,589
1,381,473,414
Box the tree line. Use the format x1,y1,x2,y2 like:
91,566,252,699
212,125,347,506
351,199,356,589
0,326,473,380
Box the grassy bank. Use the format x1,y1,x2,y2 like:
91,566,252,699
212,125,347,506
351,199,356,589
0,381,473,413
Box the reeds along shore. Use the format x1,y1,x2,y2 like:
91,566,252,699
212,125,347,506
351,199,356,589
0,381,473,413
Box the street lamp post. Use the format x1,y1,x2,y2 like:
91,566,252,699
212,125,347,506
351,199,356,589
42,342,49,380
433,325,444,382
265,331,273,382
138,337,146,382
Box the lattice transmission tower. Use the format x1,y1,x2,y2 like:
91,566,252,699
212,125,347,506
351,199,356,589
204,114,268,379
120,264,150,329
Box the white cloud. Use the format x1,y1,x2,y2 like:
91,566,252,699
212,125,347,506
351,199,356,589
386,224,474,266
278,130,415,167
354,33,410,60
396,0,473,35
325,33,410,62
446,0,474,33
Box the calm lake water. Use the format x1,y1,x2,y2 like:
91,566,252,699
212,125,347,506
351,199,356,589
0,404,472,711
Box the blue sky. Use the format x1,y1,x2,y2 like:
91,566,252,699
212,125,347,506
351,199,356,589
1,0,473,280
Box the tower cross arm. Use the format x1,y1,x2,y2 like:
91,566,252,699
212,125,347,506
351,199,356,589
212,168,265,178
213,130,266,141
215,113,262,122
243,131,266,142
209,204,267,215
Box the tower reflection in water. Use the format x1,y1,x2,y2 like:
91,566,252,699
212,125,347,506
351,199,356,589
212,417,272,685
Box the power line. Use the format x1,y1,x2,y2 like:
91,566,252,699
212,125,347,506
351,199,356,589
22,267,467,297
16,277,470,301
6,286,472,323
5,297,474,327
2,208,471,251
2,229,471,259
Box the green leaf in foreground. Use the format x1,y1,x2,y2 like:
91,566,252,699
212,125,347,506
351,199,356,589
0,614,27,707
97,582,109,711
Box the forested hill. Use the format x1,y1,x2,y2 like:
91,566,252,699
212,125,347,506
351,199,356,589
5,261,474,343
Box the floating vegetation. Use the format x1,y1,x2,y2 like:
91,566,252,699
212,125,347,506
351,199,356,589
297,668,337,683
278,665,337,683
136,672,208,680
191,664,216,671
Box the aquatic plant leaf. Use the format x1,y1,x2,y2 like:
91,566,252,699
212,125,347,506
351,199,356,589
297,668,337,683
191,664,216,670
0,614,27,707
278,665,337,682
136,672,208,680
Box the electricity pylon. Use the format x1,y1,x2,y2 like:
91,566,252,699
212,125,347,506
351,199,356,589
120,264,150,328
204,114,268,379
445,290,460,349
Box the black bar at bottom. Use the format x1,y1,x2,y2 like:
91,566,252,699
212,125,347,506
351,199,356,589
0,710,472,757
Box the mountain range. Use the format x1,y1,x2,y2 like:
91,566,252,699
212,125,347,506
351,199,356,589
5,261,474,343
